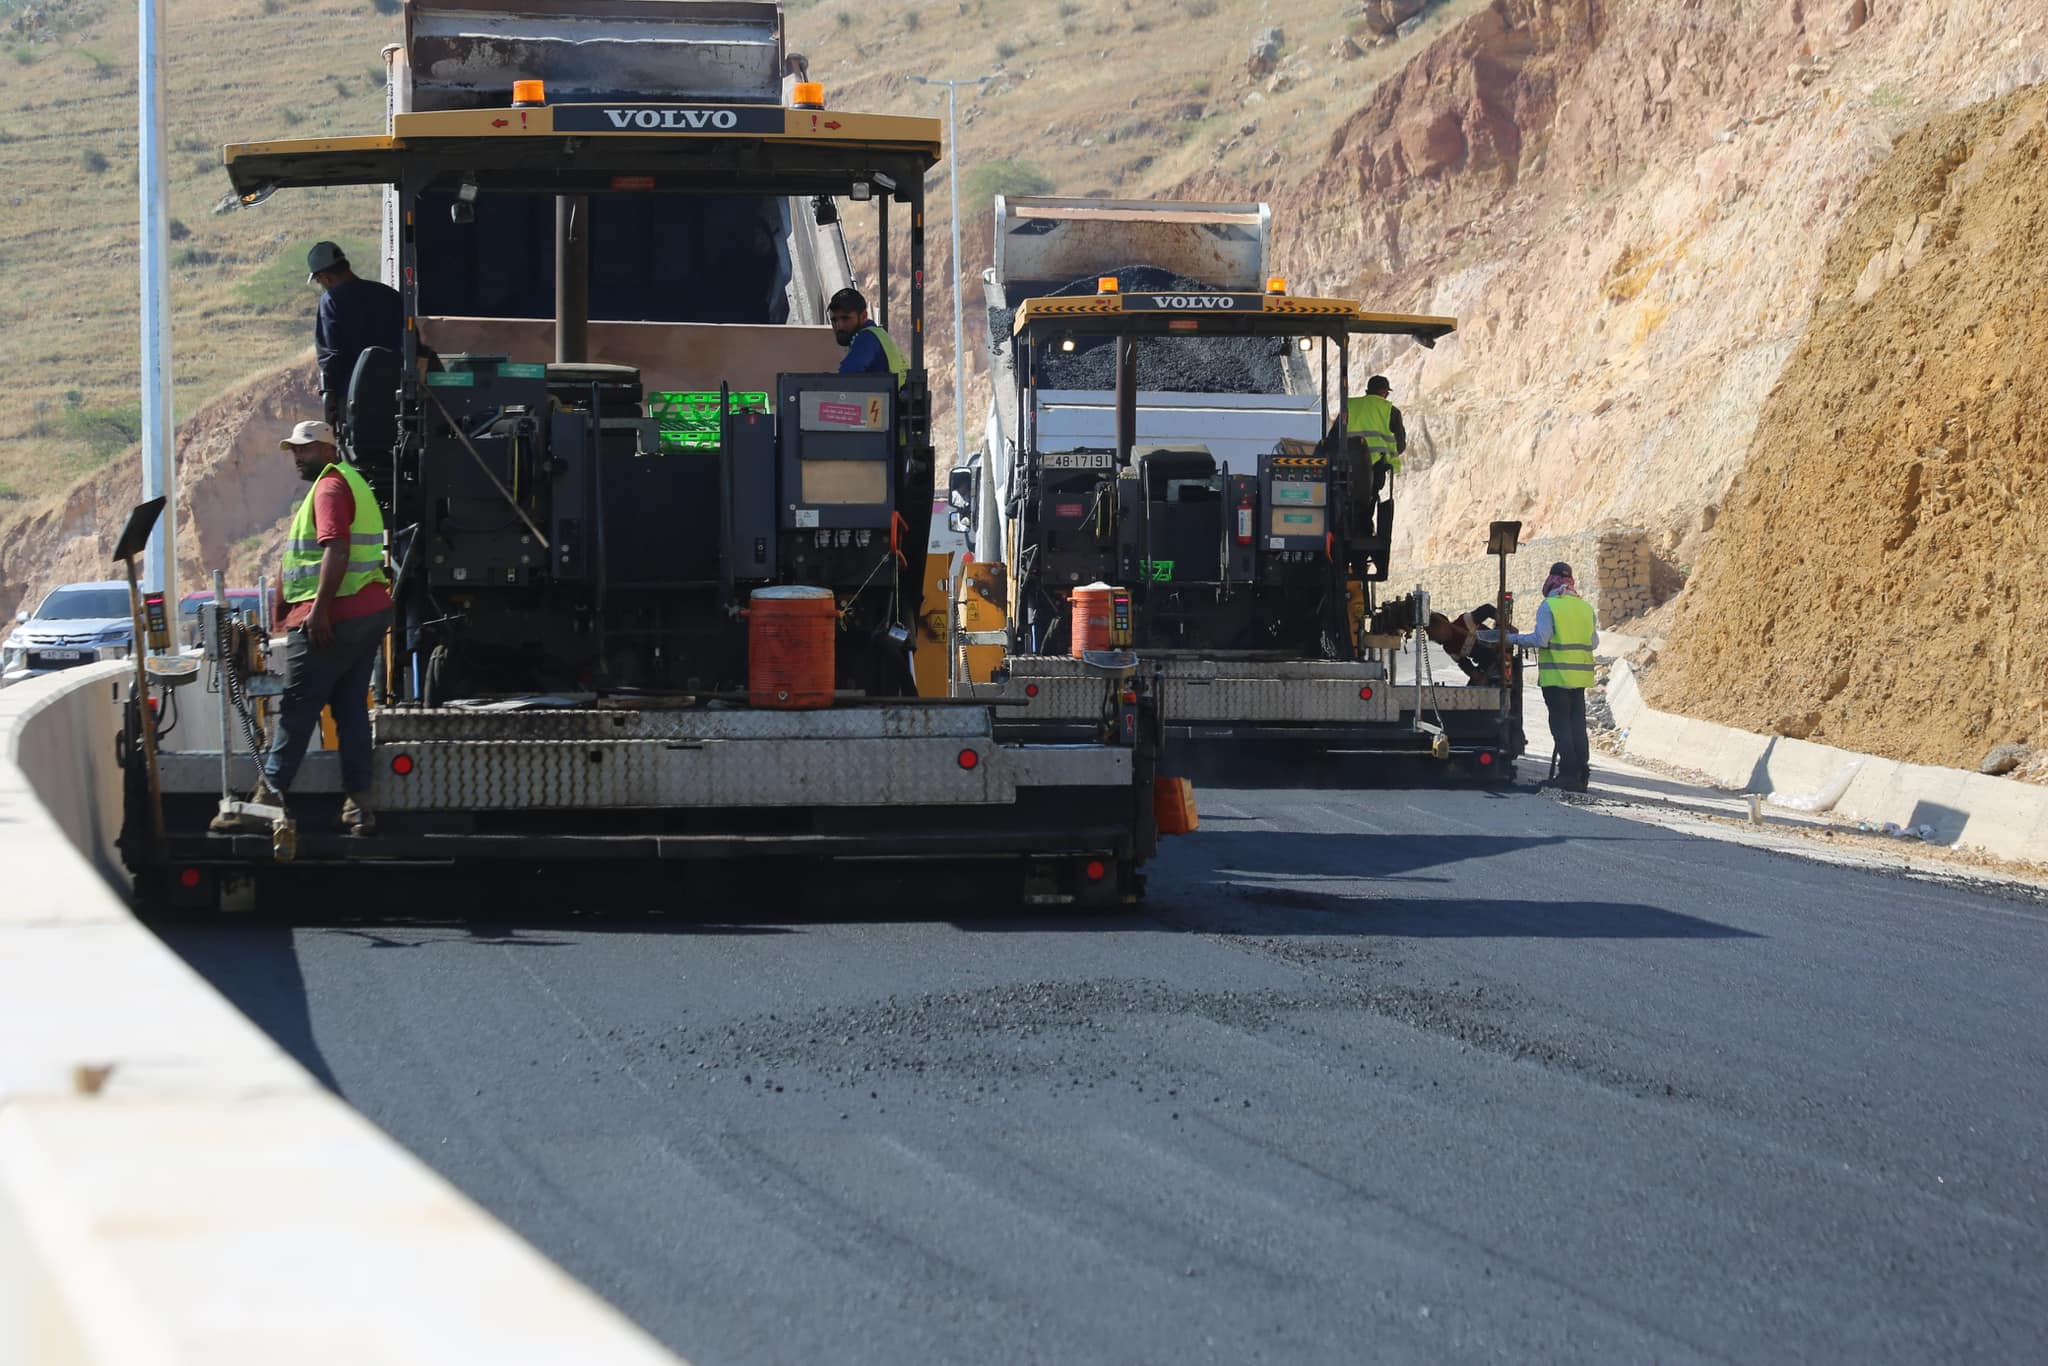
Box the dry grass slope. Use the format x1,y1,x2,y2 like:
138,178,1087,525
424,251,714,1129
0,0,1450,562
0,0,393,515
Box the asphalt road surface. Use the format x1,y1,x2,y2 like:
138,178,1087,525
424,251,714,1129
162,786,2048,1365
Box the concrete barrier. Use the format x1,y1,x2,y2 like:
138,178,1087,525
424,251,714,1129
0,665,682,1364
1609,661,2047,864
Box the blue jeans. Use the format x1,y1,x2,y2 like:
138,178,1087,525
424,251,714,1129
264,608,392,796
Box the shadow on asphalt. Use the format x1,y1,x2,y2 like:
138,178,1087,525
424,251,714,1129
1192,830,1575,882
146,823,1754,942
158,924,343,1090
1171,748,1522,791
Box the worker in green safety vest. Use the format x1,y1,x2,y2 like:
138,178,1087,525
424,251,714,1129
1344,375,1406,474
1339,375,1407,546
828,286,908,389
1511,560,1600,791
212,420,392,837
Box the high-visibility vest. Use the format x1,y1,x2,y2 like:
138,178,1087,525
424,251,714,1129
283,461,387,604
861,322,909,390
1536,592,1597,688
1344,394,1402,472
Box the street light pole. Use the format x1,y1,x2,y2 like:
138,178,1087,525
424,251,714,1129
909,72,988,471
137,0,178,643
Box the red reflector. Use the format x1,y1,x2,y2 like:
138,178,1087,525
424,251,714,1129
178,867,202,889
957,749,979,770
1084,859,1106,882
611,175,656,190
390,754,415,776
1121,690,1137,704
1024,683,1039,697
1358,686,1374,701
1168,319,1199,331
1055,501,1086,518
1479,751,1495,766
145,696,160,714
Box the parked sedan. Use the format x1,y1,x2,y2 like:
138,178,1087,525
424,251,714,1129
1,581,137,685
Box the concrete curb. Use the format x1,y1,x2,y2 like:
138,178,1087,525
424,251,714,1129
0,665,682,1364
1607,660,2047,863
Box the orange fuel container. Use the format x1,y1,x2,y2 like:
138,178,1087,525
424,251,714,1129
1071,582,1126,657
748,586,836,709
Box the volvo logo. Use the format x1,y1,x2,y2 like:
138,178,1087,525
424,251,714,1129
1122,292,1266,312
552,104,784,134
603,107,741,130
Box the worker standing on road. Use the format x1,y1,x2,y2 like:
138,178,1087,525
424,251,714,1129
1511,561,1599,791
214,421,392,837
829,287,908,389
307,241,404,430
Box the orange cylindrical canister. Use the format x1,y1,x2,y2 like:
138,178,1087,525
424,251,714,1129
1071,582,1118,658
748,586,837,708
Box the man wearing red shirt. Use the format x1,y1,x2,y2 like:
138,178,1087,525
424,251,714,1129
216,420,392,836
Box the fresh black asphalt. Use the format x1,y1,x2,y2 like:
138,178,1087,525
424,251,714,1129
161,785,2048,1364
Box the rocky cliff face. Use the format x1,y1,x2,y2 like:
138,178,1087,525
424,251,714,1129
1644,84,2047,770
1258,0,2045,577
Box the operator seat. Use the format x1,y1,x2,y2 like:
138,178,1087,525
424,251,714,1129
345,345,403,496
1137,447,1218,499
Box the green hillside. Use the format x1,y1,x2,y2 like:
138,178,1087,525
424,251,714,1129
0,0,1453,522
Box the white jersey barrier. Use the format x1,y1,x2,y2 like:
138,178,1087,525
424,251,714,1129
0,663,681,1365
1607,660,2048,863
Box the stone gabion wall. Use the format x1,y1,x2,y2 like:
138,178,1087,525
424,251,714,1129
1410,528,1656,628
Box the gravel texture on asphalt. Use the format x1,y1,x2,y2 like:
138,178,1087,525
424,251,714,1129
990,265,1291,393
162,786,2048,1366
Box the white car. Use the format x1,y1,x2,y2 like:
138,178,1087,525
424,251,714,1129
1,580,137,686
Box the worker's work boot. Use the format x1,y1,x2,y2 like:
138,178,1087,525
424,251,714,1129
340,793,377,837
209,778,287,833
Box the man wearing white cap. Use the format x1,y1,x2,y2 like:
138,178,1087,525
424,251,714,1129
307,240,403,430
214,420,391,836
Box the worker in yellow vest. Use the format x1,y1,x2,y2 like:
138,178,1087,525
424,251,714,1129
1344,375,1407,473
212,420,392,836
1511,561,1599,791
1343,376,1407,543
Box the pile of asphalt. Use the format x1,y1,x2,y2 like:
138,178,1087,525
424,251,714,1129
988,264,1288,394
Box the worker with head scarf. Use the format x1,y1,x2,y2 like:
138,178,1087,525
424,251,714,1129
1510,561,1599,790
